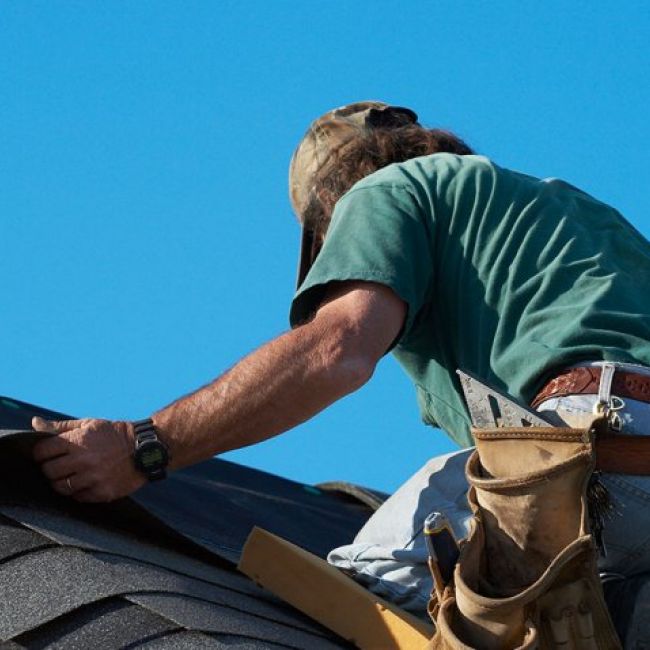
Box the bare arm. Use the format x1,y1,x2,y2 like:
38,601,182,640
31,281,406,501
155,281,407,469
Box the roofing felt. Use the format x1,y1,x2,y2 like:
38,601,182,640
0,395,385,648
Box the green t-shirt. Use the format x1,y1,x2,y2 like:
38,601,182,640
290,154,650,447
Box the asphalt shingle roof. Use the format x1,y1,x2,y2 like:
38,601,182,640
0,396,384,649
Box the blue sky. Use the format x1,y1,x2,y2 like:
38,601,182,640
1,2,649,492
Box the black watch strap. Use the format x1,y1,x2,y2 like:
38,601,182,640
133,418,169,481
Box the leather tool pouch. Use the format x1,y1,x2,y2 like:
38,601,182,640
427,424,621,649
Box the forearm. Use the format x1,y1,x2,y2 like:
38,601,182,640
31,282,404,502
152,318,371,470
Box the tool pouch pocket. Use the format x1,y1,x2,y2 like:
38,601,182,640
427,426,621,650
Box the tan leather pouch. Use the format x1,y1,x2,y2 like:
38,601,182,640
427,425,621,650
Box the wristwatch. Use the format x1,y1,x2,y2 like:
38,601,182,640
132,418,169,481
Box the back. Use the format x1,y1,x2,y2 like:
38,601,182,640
292,154,650,445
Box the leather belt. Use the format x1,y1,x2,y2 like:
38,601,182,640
595,435,650,475
532,365,650,475
531,366,650,409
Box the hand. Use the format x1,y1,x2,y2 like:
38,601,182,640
31,416,147,502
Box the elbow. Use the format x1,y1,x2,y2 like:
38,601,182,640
333,353,375,393
318,327,378,394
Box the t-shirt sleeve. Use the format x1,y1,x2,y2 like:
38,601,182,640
289,182,435,341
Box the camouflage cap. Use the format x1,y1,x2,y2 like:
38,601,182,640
289,101,418,223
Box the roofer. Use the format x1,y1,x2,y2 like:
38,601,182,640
31,102,650,645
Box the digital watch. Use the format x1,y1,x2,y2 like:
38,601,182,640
132,418,169,481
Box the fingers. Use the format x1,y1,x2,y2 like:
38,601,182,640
31,418,146,503
40,454,76,481
74,488,105,503
52,474,141,502
32,416,83,434
32,418,88,462
50,472,94,497
32,434,74,463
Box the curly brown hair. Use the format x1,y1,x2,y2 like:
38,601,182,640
304,124,474,244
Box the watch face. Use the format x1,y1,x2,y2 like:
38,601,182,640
141,446,165,468
135,440,169,472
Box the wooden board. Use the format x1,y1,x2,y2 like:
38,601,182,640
238,526,433,650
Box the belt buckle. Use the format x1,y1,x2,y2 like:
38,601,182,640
593,396,626,433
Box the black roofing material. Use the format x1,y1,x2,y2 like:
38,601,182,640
99,551,329,636
0,516,53,561
0,515,345,648
132,457,373,563
0,547,126,639
316,481,389,511
0,504,260,597
129,593,341,650
12,598,179,650
0,396,69,431
136,630,281,649
0,469,354,648
0,396,363,648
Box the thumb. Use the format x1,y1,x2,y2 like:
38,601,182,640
32,416,82,434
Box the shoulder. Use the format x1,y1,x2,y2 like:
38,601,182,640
341,154,502,202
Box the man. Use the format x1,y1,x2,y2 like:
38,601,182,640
32,102,650,631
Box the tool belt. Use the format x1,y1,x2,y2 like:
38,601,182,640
427,418,622,649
